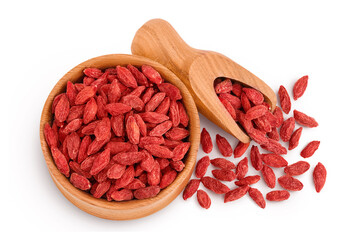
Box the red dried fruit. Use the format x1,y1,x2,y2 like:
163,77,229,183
134,186,161,200
197,190,211,209
200,128,213,154
248,187,266,209
139,112,169,124
105,102,132,116
245,105,268,121
126,116,140,145
159,168,177,189
66,81,77,106
301,141,320,158
183,179,201,200
273,106,284,127
94,117,111,141
93,180,111,199
116,66,138,88
83,68,103,78
248,129,269,145
219,93,241,109
90,148,110,175
278,175,303,191
55,94,70,122
165,127,189,141
127,64,149,87
260,138,287,155
147,161,161,186
107,164,126,179
240,93,251,112
201,176,230,194
70,173,91,190
155,96,171,115
67,105,85,123
44,123,58,148
149,120,172,137
293,110,318,128
51,146,70,177
112,151,146,165
141,65,163,84
210,158,235,170
243,88,264,105
125,179,146,190
139,150,155,172
145,92,166,112
170,160,185,172
313,162,327,193
133,114,147,137
80,154,97,172
169,100,180,127
177,102,189,127
293,75,308,100
266,190,290,201
172,142,190,161
114,165,135,189
224,185,250,203
235,157,248,179
144,144,174,158
67,132,81,160
111,188,134,201
212,169,236,181
267,127,280,141
234,141,250,158
215,134,232,157
215,78,232,94
69,161,92,179
278,85,291,114
195,156,210,178
235,175,261,186
280,117,295,142
75,85,97,105
262,154,288,168
284,161,310,176
121,94,145,112
219,97,237,120
250,146,263,171
130,86,146,98
158,83,182,101
261,165,276,188
139,136,165,148
288,127,303,150
253,116,272,133
106,141,132,155
111,115,124,137
142,87,155,104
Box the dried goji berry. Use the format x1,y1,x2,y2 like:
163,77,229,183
266,190,290,201
224,185,249,203
107,164,126,179
75,85,97,105
280,117,295,142
219,97,237,120
232,83,242,97
141,65,163,85
200,128,213,154
195,156,210,178
212,169,236,181
262,154,288,168
215,78,232,94
260,138,287,155
51,146,70,177
240,92,251,112
284,161,310,176
177,102,189,127
158,83,182,101
105,102,132,116
67,132,81,160
134,186,161,200
201,176,230,194
165,127,189,141
235,157,248,179
149,120,172,137
233,141,249,158
313,162,326,193
250,146,263,171
300,141,320,158
55,94,70,123
70,173,91,190
145,92,166,112
93,180,111,199
267,127,280,141
288,127,303,150
83,68,103,78
215,134,232,157
159,168,177,189
293,110,318,128
261,165,276,188
111,188,134,201
127,64,149,87
116,66,138,88
278,85,291,114
210,158,236,170
197,190,211,209
144,144,174,158
248,187,266,209
245,105,268,120
293,75,308,100
114,165,135,189
183,179,201,200
139,112,169,124
90,148,110,175
172,142,191,161
219,93,241,109
243,88,264,105
112,151,146,165
278,175,303,191
44,123,58,148
235,175,261,186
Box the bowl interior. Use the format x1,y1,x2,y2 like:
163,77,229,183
40,54,200,220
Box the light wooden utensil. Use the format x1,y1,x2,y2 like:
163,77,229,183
132,19,277,143
40,54,200,220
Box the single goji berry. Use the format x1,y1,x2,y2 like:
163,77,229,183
243,88,264,105
210,158,236,170
293,110,318,128
183,179,201,200
235,157,248,179
261,165,276,189
200,128,213,154
278,175,303,191
235,175,261,186
288,127,303,150
293,75,308,100
197,190,211,209
212,169,236,181
250,146,263,171
248,187,266,209
224,185,250,203
233,141,250,158
262,154,288,168
280,117,295,142
278,85,291,114
70,173,91,190
215,134,232,157
300,141,320,158
313,162,326,193
201,176,230,194
266,190,290,201
141,65,163,84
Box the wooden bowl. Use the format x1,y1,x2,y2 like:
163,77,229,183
39,54,200,220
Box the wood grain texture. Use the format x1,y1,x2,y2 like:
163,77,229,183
39,54,200,220
131,19,277,143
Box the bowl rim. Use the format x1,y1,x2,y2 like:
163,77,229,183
39,54,200,220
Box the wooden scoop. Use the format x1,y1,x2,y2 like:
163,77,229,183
131,19,276,143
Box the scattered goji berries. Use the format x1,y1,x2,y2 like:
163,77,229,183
44,65,191,201
181,75,324,211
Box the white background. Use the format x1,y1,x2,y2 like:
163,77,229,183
1,0,359,238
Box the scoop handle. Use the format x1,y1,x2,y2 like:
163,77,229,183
131,19,201,89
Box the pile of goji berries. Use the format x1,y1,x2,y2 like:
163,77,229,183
44,65,191,201
183,76,326,209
